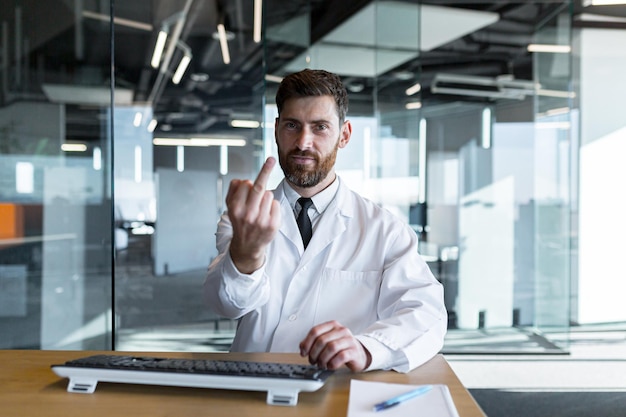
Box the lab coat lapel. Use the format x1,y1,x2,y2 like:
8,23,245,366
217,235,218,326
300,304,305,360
277,196,303,249
303,202,347,258
300,181,353,263
274,179,352,261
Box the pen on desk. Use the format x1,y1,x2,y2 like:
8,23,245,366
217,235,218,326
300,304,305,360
372,385,433,412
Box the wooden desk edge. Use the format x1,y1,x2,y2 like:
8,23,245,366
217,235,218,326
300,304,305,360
1,350,486,417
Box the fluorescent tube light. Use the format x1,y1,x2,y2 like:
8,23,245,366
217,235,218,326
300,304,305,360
61,143,87,152
151,30,168,68
405,82,422,96
527,44,571,53
93,147,102,171
217,23,231,64
544,107,570,117
231,120,260,128
220,145,228,175
537,89,576,99
133,112,143,127
418,118,427,204
172,54,191,84
265,74,284,83
82,11,153,31
134,146,142,183
147,119,158,132
177,145,184,172
481,107,492,149
153,137,246,147
405,101,422,110
254,0,262,43
584,0,626,5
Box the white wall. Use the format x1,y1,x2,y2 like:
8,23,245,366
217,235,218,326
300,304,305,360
577,28,626,323
153,169,218,275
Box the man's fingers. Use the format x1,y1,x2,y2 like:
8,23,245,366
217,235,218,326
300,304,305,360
252,157,276,193
299,321,341,356
225,179,241,203
227,157,276,215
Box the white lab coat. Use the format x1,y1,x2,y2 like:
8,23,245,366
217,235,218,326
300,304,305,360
204,178,447,372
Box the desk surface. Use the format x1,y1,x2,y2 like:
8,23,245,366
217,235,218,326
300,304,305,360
1,350,485,417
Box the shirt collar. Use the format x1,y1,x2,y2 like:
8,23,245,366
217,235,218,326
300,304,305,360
283,176,340,215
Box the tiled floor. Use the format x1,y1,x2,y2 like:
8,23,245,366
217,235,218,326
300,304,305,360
446,323,626,391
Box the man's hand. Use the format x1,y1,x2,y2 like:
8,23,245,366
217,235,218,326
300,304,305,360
226,157,281,274
299,320,372,372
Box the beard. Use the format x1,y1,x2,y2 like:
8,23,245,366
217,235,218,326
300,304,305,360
279,140,339,188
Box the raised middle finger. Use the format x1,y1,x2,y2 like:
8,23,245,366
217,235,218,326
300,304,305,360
246,157,276,205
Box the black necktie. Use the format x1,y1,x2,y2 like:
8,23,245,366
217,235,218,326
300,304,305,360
296,197,314,248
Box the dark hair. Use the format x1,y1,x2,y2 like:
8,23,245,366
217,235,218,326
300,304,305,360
275,69,349,123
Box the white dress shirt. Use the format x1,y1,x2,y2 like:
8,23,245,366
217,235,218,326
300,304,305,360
204,177,447,373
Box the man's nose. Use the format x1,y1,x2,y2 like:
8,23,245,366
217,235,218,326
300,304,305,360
294,127,314,149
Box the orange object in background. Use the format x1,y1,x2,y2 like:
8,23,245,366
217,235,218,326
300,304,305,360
0,203,24,242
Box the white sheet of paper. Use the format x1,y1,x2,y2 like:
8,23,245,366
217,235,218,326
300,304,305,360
346,380,460,417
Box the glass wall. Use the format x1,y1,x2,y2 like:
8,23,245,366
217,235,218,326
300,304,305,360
263,0,576,353
1,0,598,354
263,0,575,354
0,0,113,349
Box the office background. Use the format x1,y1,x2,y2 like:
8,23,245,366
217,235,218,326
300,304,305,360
0,0,624,371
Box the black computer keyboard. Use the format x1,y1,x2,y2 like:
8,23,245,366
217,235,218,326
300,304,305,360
51,354,334,406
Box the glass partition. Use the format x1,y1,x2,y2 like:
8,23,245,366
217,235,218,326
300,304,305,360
0,1,113,349
532,7,573,338
262,0,574,353
1,0,580,355
420,1,573,353
109,0,267,351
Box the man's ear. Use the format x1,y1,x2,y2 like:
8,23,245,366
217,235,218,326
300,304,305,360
338,120,352,149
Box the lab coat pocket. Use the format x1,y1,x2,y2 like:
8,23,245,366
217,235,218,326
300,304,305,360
314,268,381,333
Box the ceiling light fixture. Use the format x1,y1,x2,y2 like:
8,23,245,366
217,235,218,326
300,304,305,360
153,137,246,147
265,74,284,83
151,29,168,68
82,10,153,31
405,101,422,110
147,0,193,104
431,73,539,100
405,82,422,96
133,112,143,127
481,107,492,149
231,120,260,128
418,118,427,204
254,0,263,43
172,41,192,84
172,55,191,84
147,119,158,132
61,143,88,152
217,23,231,64
583,0,626,5
150,8,189,70
527,44,571,53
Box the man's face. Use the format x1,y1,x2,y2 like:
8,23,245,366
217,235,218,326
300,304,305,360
275,95,351,193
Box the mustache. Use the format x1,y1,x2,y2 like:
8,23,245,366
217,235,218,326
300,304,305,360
288,150,318,160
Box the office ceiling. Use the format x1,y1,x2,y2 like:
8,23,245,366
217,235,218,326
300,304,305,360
5,0,626,142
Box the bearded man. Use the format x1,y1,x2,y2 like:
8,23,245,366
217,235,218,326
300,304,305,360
204,69,447,373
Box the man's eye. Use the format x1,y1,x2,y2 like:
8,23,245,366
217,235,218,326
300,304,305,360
316,124,328,131
285,122,297,129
